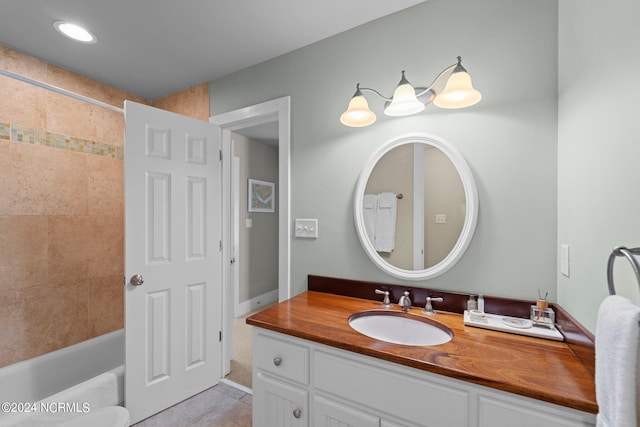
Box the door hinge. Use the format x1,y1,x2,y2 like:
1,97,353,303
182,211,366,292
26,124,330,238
219,240,223,251
219,150,222,161
219,331,222,342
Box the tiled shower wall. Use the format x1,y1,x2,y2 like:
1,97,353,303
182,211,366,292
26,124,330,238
0,45,209,367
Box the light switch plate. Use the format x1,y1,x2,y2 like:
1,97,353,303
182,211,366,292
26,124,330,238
295,219,318,239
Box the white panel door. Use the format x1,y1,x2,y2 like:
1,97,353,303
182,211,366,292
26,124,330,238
124,101,222,424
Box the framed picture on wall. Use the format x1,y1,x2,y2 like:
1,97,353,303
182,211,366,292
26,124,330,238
248,179,275,213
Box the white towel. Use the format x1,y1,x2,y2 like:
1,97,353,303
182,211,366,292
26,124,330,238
596,295,640,427
363,194,378,245
374,192,397,253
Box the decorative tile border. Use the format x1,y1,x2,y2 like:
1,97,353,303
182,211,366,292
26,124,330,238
0,122,123,160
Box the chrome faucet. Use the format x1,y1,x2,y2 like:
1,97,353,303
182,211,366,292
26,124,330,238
423,296,443,314
375,289,392,308
398,291,412,311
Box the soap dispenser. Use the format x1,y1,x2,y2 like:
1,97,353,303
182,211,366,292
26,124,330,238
467,295,477,311
477,294,485,312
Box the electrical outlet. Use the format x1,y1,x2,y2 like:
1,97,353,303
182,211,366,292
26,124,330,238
435,214,446,224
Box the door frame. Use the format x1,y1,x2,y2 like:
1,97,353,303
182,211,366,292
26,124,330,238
210,96,291,376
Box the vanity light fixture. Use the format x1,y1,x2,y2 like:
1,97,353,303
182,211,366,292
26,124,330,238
340,56,481,127
53,21,97,44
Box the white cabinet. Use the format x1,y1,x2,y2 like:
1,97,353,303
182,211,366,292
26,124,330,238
313,395,379,427
254,372,307,427
252,328,596,427
476,392,595,427
314,350,469,426
252,332,309,427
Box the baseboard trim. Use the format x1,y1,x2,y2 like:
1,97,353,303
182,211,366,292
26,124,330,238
235,289,278,317
219,378,253,395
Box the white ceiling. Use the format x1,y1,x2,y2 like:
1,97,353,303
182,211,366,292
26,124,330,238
234,121,280,146
0,0,424,101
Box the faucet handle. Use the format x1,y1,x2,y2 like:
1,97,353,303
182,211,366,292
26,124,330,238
423,296,444,314
375,289,392,308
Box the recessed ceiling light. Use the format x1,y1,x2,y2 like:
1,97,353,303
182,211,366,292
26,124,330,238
53,21,97,44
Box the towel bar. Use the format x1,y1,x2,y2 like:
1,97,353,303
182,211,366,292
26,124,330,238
607,246,640,295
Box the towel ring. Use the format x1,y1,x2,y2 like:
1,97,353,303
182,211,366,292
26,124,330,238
607,246,640,295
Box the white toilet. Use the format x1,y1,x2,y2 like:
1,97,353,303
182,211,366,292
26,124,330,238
55,406,130,427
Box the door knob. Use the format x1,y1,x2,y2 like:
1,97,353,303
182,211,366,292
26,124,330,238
129,274,144,286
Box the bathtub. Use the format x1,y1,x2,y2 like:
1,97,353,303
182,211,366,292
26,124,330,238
0,329,125,426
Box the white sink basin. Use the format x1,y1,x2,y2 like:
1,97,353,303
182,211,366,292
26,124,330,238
348,311,453,346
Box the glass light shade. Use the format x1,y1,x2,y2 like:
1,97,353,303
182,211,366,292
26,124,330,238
384,82,425,117
340,94,376,127
433,70,481,109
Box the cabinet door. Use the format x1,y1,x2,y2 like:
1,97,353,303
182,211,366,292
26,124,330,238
254,372,308,427
478,395,595,427
381,420,424,427
314,395,380,427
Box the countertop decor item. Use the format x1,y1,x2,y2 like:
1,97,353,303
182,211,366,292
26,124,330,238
464,311,562,341
531,297,556,329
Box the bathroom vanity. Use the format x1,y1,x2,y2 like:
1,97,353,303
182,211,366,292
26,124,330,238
247,290,597,427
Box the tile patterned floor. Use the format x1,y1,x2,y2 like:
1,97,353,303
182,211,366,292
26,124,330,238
132,382,252,427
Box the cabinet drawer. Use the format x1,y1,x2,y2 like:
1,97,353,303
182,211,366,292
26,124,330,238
254,331,309,385
314,350,469,426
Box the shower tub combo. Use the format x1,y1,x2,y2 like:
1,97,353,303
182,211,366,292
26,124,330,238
0,329,129,426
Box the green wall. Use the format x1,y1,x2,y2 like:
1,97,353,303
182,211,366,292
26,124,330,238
558,0,640,331
210,1,560,312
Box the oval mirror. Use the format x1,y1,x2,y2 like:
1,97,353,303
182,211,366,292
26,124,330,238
354,133,478,280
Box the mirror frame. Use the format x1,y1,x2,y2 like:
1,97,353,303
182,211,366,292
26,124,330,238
354,132,479,281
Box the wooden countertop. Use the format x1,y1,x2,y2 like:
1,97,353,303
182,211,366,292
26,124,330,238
247,291,597,414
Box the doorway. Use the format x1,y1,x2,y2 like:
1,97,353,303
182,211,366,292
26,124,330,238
210,96,291,384
230,126,280,318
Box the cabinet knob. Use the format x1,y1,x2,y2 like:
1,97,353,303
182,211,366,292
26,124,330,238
292,408,302,418
273,357,282,366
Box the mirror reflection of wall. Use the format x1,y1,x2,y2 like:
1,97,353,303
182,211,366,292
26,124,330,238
423,146,465,268
363,141,467,272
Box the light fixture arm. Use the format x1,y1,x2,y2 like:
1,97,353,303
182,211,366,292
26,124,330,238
416,60,458,98
357,85,393,102
356,61,458,102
